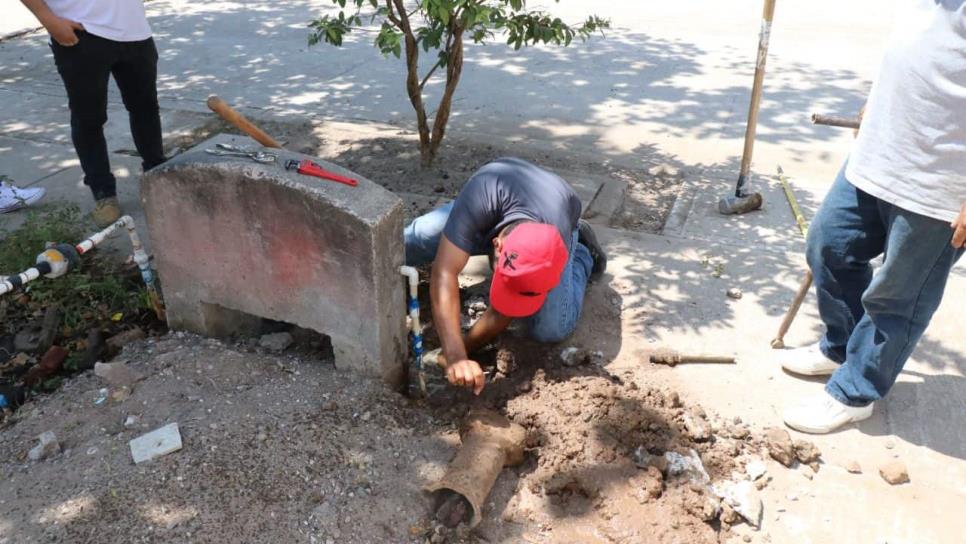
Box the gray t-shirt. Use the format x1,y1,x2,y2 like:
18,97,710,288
443,157,582,255
846,0,966,222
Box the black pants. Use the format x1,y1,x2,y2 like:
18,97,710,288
50,31,166,200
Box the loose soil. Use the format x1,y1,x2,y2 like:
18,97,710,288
0,324,789,543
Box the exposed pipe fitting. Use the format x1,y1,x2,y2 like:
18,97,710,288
1,216,165,321
426,410,527,527
399,265,426,396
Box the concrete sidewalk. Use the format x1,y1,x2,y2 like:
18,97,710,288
0,1,963,542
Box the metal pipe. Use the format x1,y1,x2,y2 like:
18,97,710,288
399,265,426,396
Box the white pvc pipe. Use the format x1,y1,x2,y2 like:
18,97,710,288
400,265,426,395
0,268,42,296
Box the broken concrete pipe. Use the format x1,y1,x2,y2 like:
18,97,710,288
426,410,527,528
0,216,165,320
399,266,426,396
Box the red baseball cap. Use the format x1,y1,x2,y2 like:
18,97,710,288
490,223,568,318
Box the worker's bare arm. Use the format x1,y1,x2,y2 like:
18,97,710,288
21,0,85,46
463,307,513,354
951,200,966,249
431,236,485,394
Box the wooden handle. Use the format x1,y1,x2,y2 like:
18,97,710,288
772,270,813,349
206,95,282,149
811,114,861,130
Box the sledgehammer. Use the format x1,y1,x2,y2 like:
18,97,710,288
426,410,526,528
718,0,777,215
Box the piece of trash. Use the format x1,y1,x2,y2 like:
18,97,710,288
111,312,123,322
28,431,60,461
129,422,183,464
94,388,109,405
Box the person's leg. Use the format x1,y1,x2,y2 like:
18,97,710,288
825,204,965,406
111,38,166,171
404,202,455,266
527,232,594,343
805,164,887,363
50,33,117,200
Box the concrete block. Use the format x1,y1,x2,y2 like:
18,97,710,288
141,135,408,387
130,423,183,464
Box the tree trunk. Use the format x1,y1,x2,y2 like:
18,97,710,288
424,27,465,166
392,0,432,163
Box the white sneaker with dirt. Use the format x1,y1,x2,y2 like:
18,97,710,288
779,342,840,376
0,180,46,213
783,391,874,434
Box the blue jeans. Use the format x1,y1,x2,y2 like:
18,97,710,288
404,202,594,343
807,165,964,406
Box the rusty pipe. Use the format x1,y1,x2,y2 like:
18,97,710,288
426,410,527,527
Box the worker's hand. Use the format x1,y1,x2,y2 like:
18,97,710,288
951,200,966,249
445,359,485,395
45,16,84,47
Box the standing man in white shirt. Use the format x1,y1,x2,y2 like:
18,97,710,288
20,0,166,227
780,0,966,433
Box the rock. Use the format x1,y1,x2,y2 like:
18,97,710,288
682,407,712,442
665,449,710,485
714,480,763,528
495,348,516,375
123,415,141,429
106,327,146,351
726,287,743,300
22,346,69,387
259,332,294,352
719,503,740,524
764,428,796,467
94,361,141,387
559,346,601,367
15,305,61,354
129,423,183,464
745,458,767,481
648,163,682,178
668,391,683,408
878,460,910,485
640,466,664,500
845,460,862,474
28,431,60,461
633,447,669,474
793,439,821,464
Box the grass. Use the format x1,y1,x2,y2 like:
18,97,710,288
0,204,150,332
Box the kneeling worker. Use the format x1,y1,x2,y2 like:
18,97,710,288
404,157,607,394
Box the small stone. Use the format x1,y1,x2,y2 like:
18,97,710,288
682,407,712,442
744,536,752,543
719,503,740,524
648,163,682,178
27,431,60,461
878,460,909,485
259,332,294,352
884,439,895,450
105,327,146,351
726,288,743,300
123,415,140,429
560,346,596,367
669,392,683,408
633,447,669,474
845,460,862,474
94,361,141,387
793,439,822,464
764,428,796,467
802,471,813,481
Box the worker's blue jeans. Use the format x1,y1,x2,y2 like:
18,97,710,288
404,202,594,343
807,166,964,406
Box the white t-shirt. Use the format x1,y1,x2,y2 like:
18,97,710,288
45,0,152,42
846,0,966,223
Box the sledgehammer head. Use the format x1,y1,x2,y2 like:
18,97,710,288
718,191,763,215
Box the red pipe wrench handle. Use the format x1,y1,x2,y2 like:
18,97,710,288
285,159,358,187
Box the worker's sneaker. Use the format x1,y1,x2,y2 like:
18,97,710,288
0,180,46,213
577,220,607,282
783,391,873,434
91,197,122,228
779,342,840,376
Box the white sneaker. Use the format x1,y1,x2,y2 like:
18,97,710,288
779,342,840,376
0,180,46,213
783,391,873,434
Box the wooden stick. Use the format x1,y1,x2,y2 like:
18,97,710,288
811,114,861,130
206,95,282,149
771,270,813,349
